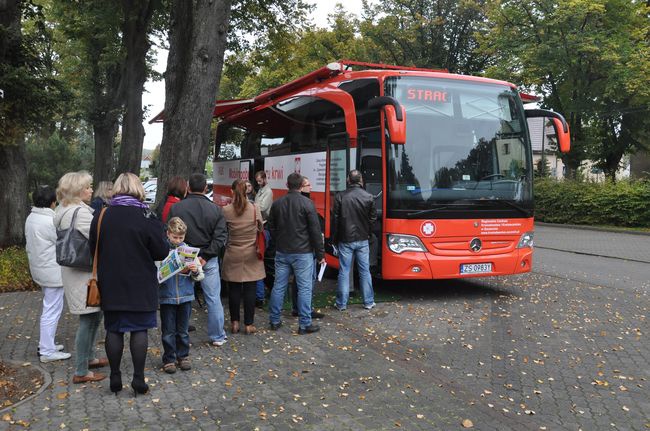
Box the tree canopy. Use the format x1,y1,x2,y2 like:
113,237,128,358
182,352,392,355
480,0,650,180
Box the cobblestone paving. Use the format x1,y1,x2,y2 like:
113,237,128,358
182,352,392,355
1,269,648,430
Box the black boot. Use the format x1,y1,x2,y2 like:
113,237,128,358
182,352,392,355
110,372,122,394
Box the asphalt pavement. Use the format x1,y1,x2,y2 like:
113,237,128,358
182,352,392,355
0,224,648,430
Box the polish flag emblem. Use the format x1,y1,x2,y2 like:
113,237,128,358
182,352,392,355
420,221,436,237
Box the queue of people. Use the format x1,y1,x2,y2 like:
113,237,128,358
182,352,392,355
24,167,377,396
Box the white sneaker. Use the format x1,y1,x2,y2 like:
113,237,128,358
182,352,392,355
40,351,72,363
363,302,376,310
211,339,227,347
37,344,64,356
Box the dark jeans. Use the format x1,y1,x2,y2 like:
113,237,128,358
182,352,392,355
160,302,192,364
228,281,256,326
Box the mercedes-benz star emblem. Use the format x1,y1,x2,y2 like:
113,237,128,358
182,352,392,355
469,238,482,252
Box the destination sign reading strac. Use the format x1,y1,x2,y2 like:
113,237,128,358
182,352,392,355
406,88,449,103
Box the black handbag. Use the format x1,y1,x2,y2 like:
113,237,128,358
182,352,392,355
56,207,93,271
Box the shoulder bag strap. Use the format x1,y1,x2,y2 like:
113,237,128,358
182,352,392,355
69,207,81,229
92,208,107,278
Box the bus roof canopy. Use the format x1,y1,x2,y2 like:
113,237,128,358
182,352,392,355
149,60,532,131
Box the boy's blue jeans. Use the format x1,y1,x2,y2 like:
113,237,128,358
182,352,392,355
160,302,192,364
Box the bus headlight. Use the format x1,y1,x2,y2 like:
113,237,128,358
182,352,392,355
517,231,534,249
387,234,427,254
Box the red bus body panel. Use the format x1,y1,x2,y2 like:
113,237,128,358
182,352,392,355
381,218,534,280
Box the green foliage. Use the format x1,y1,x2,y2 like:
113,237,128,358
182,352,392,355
0,247,37,293
0,1,61,146
534,178,650,227
480,0,650,179
360,0,490,73
225,5,372,99
229,0,313,53
26,130,94,188
535,158,552,178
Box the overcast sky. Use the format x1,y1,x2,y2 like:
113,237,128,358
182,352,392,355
142,0,366,149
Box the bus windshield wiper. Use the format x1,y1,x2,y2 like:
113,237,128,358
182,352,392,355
474,199,531,217
406,203,473,217
407,206,449,217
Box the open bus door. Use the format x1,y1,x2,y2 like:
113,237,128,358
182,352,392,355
324,132,350,268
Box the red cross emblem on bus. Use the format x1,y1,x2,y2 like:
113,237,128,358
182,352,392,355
420,221,436,237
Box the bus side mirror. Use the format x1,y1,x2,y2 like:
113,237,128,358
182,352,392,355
368,96,407,145
550,118,570,153
525,109,571,153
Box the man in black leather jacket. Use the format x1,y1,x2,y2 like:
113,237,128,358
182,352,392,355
332,170,378,311
267,173,325,334
169,173,228,346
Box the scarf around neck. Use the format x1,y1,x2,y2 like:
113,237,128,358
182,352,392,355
110,194,149,209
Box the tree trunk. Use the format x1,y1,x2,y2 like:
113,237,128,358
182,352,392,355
157,0,232,204
116,0,157,176
562,112,583,179
0,0,29,246
86,8,125,184
93,121,118,183
0,138,28,247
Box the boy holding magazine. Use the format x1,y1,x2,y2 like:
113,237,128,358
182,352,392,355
159,217,203,373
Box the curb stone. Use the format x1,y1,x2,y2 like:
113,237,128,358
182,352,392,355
535,221,650,236
0,359,52,415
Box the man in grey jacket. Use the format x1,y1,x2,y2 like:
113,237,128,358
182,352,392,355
169,173,228,346
254,170,273,221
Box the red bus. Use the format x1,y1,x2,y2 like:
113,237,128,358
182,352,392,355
210,60,570,280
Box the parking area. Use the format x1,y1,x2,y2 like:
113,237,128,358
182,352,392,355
1,253,648,430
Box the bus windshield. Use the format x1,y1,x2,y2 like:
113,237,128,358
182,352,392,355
384,76,533,218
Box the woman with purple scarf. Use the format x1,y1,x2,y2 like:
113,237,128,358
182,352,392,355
90,173,169,396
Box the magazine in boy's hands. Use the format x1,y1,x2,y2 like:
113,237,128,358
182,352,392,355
176,246,200,277
176,245,200,263
157,245,201,283
157,250,183,283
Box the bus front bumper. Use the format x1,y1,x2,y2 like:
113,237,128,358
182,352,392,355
380,247,533,280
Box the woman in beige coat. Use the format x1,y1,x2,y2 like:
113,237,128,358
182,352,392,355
54,171,107,384
222,179,265,335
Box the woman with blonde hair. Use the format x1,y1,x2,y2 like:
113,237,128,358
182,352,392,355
90,172,168,396
222,179,265,335
54,171,107,384
90,181,113,213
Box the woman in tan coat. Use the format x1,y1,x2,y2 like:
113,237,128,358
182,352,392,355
222,179,265,334
54,171,107,384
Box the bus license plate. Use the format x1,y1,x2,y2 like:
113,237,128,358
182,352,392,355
460,263,492,274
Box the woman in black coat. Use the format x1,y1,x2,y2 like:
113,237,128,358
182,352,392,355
90,173,169,396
